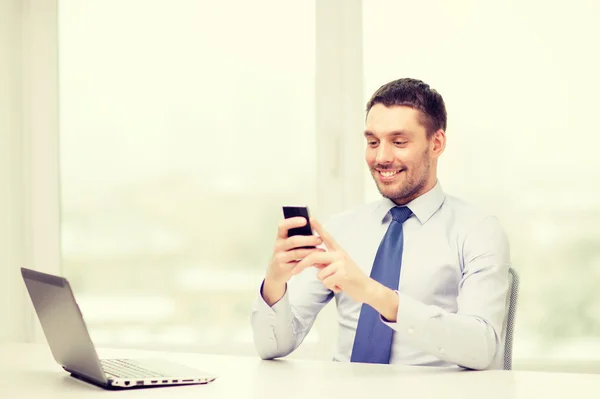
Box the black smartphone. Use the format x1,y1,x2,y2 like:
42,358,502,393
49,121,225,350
282,206,315,248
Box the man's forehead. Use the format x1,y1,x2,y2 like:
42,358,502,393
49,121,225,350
365,104,426,134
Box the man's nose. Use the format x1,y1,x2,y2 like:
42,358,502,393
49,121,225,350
375,142,393,164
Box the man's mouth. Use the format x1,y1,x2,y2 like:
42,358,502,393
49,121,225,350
376,169,404,181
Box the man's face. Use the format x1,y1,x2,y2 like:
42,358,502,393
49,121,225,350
365,104,445,205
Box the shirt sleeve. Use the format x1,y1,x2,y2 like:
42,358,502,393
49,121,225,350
380,216,511,370
251,266,334,360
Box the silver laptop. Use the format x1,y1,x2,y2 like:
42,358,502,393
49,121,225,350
21,267,217,389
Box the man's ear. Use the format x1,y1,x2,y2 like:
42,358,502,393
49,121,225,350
430,129,446,157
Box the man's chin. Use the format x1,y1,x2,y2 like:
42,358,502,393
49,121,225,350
376,184,403,199
375,179,415,200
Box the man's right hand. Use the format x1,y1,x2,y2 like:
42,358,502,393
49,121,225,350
262,216,324,306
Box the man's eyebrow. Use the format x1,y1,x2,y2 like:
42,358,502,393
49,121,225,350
389,130,411,137
364,130,411,137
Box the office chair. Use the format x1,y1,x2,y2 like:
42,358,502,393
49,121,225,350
503,267,519,370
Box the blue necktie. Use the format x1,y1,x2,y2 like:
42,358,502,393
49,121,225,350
350,206,413,364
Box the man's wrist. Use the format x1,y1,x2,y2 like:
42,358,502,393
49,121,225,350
262,276,287,307
365,279,399,322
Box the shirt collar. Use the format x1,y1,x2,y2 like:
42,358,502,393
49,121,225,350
375,181,446,225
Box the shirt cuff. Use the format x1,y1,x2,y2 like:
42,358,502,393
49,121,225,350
252,279,290,316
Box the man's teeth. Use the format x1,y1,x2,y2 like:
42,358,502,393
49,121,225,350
380,170,399,177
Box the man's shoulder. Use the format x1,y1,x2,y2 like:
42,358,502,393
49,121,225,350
442,194,511,268
441,193,506,236
443,194,492,218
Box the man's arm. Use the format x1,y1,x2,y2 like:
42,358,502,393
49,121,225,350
251,216,332,359
367,216,511,370
251,267,333,359
295,216,510,370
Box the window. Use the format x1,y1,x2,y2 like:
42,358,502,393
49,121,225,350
364,0,600,360
59,0,316,355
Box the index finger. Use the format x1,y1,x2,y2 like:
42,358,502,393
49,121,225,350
310,217,340,251
277,217,310,238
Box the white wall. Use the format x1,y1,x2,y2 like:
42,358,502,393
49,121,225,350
0,0,27,344
0,0,60,344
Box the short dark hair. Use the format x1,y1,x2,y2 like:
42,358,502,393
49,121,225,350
366,78,447,136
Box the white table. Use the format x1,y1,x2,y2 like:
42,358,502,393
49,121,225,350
2,343,600,398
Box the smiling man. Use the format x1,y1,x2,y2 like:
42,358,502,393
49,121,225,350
251,78,511,370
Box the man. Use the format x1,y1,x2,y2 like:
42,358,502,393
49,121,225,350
251,78,511,370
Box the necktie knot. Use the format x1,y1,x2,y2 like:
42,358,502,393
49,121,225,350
390,206,412,224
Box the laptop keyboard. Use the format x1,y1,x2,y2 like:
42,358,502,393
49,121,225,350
100,359,166,379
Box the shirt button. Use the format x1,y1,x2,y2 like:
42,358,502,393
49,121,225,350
439,348,445,354
407,328,414,334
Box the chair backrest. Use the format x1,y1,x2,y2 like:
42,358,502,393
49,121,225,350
503,267,519,370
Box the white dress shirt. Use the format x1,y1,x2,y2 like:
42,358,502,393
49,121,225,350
251,181,511,370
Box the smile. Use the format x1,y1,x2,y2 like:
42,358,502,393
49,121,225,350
376,169,404,180
380,170,399,177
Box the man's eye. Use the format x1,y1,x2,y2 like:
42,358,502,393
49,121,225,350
394,141,407,145
368,141,378,146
